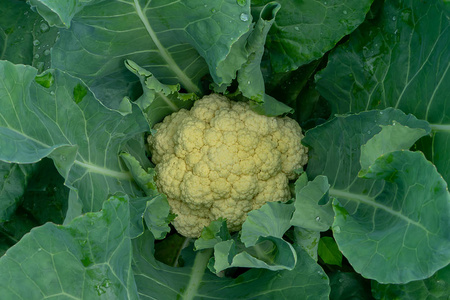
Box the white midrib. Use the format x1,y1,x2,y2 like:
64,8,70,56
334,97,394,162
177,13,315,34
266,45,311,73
329,188,429,232
183,248,213,300
133,0,200,94
73,160,132,180
429,123,450,133
2,126,132,180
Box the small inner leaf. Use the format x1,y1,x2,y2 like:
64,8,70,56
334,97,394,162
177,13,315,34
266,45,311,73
35,72,54,88
73,83,87,104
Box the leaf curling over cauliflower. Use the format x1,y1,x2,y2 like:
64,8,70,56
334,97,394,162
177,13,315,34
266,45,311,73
148,94,308,238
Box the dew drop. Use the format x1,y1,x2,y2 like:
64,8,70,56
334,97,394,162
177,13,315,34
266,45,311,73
333,226,341,233
33,39,40,46
367,130,371,134
247,81,251,85
379,111,383,115
324,1,327,4
34,54,40,59
44,49,51,56
37,248,42,251
343,10,348,15
237,0,246,7
294,26,299,31
315,216,320,221
50,91,55,95
40,23,50,33
211,8,216,13
392,16,396,21
240,13,249,22
392,121,397,125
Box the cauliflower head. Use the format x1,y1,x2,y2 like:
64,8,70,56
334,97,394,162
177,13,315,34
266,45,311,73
148,94,308,238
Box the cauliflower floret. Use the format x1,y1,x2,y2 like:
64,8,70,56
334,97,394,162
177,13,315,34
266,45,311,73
148,94,308,238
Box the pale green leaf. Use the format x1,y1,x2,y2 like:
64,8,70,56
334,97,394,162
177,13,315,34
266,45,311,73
0,195,138,299
303,109,450,283
252,0,374,72
316,0,450,183
0,61,149,212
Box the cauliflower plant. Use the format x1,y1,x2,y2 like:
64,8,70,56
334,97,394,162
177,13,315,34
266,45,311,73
148,94,308,238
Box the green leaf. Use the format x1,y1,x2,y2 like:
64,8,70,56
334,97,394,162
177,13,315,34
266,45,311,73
252,0,374,72
291,175,333,232
125,60,197,127
0,162,38,222
359,124,430,175
303,109,450,283
47,0,253,108
20,158,69,224
240,201,294,246
208,202,297,273
194,218,231,250
0,61,149,212
0,0,59,72
318,237,342,267
28,0,93,28
372,265,450,300
0,195,138,299
292,227,320,261
133,231,330,299
316,0,450,183
329,272,372,300
143,194,174,240
238,2,286,112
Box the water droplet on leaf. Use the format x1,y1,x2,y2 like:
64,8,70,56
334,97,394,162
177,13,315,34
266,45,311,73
333,226,341,233
40,23,50,33
392,16,396,21
33,39,40,46
315,216,320,221
343,10,348,15
34,54,40,59
240,13,249,22
44,49,51,56
237,0,246,7
294,26,299,31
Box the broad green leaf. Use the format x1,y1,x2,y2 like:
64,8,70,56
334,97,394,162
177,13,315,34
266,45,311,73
133,231,330,299
318,237,342,267
359,124,430,175
0,61,149,212
293,227,320,261
303,109,450,283
291,175,333,232
0,195,138,299
252,0,374,72
316,0,450,183
125,60,197,127
0,162,38,222
240,201,294,246
28,0,93,28
329,272,372,300
0,0,58,72
211,236,297,273
206,202,297,273
46,0,252,108
372,265,450,300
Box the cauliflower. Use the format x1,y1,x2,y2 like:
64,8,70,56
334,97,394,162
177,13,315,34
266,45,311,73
148,94,308,237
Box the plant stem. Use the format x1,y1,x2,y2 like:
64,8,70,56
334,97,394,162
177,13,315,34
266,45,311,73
183,248,213,300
